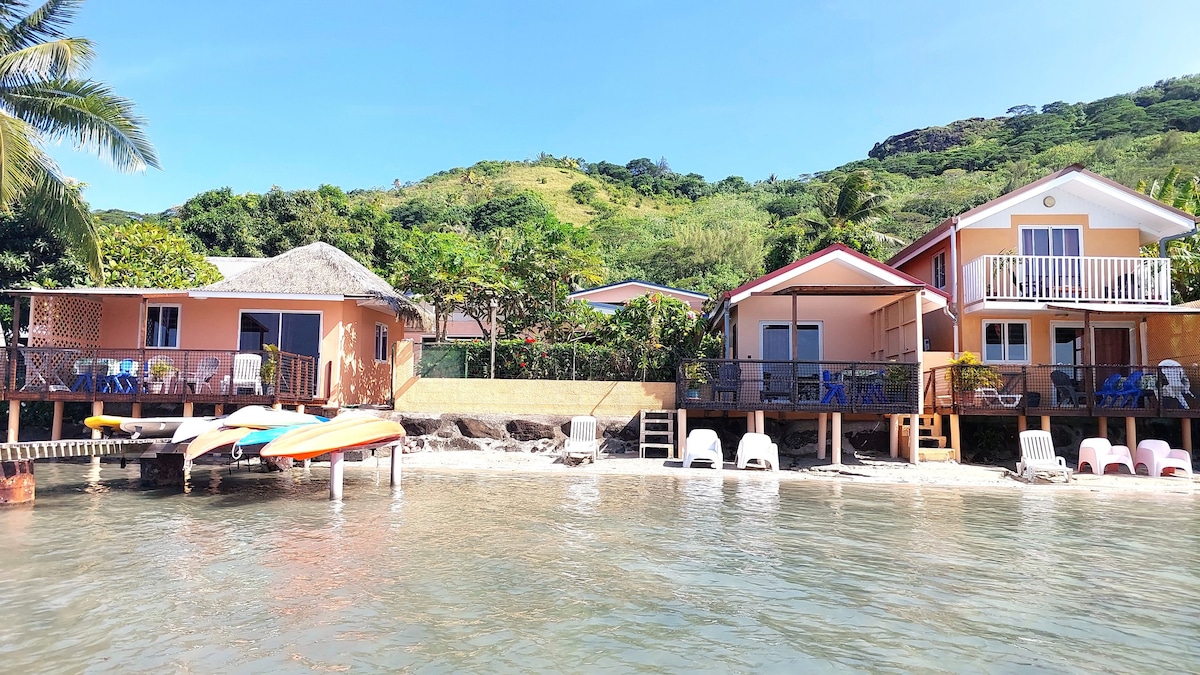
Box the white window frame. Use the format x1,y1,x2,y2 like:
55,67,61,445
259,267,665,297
1018,225,1084,257
982,320,1031,364
758,321,823,360
374,323,389,363
145,304,181,349
932,251,947,290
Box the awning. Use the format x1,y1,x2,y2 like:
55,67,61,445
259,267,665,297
1046,302,1200,314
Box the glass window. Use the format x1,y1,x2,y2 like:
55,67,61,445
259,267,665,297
375,324,389,362
983,321,1029,363
762,323,821,360
1021,227,1081,256
145,305,179,348
1054,327,1083,365
932,252,947,290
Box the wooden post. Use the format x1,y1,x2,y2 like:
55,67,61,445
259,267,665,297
390,443,401,486
1182,418,1192,453
1098,416,1107,439
888,414,898,458
1018,416,1027,432
1125,417,1136,449
182,402,194,418
271,402,283,411
296,404,305,414
6,401,19,444
213,404,223,416
755,410,765,438
676,408,687,461
831,412,842,465
90,401,104,440
1040,415,1051,432
51,401,64,441
908,413,920,464
329,451,344,501
949,413,961,462
131,402,142,418
746,411,755,434
303,459,311,470
817,413,828,461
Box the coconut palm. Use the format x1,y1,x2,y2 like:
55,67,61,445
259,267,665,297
0,0,159,279
804,170,904,246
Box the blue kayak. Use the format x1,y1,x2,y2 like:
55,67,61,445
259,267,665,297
235,417,329,449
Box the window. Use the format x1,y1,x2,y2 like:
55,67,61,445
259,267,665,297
761,323,821,361
983,321,1029,363
1020,227,1081,256
374,323,389,362
932,251,947,290
145,305,180,348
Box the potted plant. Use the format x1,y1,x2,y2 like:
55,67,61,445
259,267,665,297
883,362,913,402
148,359,172,394
682,362,708,400
944,351,1001,405
260,344,280,394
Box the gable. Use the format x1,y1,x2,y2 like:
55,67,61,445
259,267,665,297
728,245,945,305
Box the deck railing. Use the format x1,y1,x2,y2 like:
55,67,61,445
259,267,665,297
927,363,1199,417
962,255,1171,304
677,359,920,414
1,347,317,404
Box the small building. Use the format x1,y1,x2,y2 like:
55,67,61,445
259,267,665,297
2,242,427,441
568,280,708,313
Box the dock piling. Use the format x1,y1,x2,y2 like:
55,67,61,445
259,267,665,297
390,443,401,487
330,451,344,501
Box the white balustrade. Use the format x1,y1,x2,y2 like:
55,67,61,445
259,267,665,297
962,255,1171,304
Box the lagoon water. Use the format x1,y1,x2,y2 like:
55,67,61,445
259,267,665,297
1,463,1198,673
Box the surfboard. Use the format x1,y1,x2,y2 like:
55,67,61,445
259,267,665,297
222,405,325,429
185,426,254,461
261,417,404,461
85,416,205,439
171,416,227,444
234,420,327,450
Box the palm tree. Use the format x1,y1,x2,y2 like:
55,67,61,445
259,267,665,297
804,170,903,246
0,0,159,279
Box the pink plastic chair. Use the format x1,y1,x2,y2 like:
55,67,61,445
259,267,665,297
1077,438,1134,475
1134,439,1194,478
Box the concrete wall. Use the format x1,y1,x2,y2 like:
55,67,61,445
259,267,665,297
395,378,676,416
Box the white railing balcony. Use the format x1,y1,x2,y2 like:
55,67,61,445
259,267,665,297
962,255,1172,304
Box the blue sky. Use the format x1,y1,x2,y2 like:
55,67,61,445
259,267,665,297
54,0,1200,212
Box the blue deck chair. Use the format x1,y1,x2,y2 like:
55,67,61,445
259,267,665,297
1094,373,1123,407
820,370,847,405
1114,370,1145,408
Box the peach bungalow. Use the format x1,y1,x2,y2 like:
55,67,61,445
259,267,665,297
2,242,427,441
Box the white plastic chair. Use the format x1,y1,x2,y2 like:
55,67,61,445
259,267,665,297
562,416,599,463
1159,359,1192,410
1078,437,1134,475
231,353,263,395
682,428,722,469
1134,439,1194,478
1016,430,1069,482
736,432,779,471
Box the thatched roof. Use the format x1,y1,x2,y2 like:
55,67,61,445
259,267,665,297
204,242,430,327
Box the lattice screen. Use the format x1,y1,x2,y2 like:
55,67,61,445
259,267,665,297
28,296,102,348
1146,314,1200,365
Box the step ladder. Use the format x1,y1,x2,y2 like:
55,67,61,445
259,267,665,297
899,414,955,462
639,410,676,459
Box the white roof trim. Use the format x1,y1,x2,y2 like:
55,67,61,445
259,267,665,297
890,229,951,268
568,280,708,300
730,249,923,304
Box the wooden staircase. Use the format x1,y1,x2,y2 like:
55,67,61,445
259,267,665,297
899,414,956,462
639,410,676,458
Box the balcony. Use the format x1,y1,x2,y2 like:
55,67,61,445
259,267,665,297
1,347,320,406
962,255,1171,305
677,359,920,414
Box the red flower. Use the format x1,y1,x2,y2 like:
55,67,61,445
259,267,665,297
520,362,527,367
524,337,536,344
541,352,548,357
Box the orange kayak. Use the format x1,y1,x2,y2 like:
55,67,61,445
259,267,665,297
261,418,405,461
185,426,254,461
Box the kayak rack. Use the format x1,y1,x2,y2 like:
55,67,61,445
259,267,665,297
0,438,156,462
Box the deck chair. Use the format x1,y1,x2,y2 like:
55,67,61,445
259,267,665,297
682,428,722,469
562,415,599,463
1094,373,1124,407
820,370,847,405
1113,370,1145,408
1159,360,1193,410
1133,439,1193,478
976,387,1021,408
712,362,740,402
1078,437,1134,475
1016,430,1070,482
185,356,220,393
1050,370,1084,407
735,432,779,471
231,353,263,394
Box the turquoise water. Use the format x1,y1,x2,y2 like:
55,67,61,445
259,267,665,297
1,463,1197,672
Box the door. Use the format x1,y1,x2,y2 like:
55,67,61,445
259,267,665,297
1093,328,1130,366
239,311,322,391
1021,227,1082,297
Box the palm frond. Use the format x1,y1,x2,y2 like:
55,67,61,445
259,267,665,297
3,77,158,171
3,0,84,51
0,37,91,87
0,109,43,206
25,161,99,278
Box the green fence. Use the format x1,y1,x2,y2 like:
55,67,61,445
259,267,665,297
416,341,677,381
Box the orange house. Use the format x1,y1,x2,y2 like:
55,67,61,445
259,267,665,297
2,242,427,440
567,280,708,313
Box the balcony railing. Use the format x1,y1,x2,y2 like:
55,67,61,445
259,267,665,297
1,347,318,404
678,359,920,414
927,363,1199,417
962,255,1171,304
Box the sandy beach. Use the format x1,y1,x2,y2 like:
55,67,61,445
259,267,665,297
346,448,1200,496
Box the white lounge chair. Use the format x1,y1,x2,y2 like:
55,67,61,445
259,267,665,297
562,416,599,464
1078,437,1134,475
682,428,722,469
230,353,263,395
735,432,779,471
976,387,1021,408
1016,430,1070,482
1159,359,1193,410
1134,439,1193,478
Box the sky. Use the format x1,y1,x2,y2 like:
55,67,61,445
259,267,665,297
51,0,1200,213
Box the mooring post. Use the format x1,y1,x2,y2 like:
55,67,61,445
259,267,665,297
329,451,344,501
90,401,104,440
390,443,401,486
51,401,64,441
831,412,842,465
8,400,21,444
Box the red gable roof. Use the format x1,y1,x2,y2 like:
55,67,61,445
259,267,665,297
726,243,948,300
